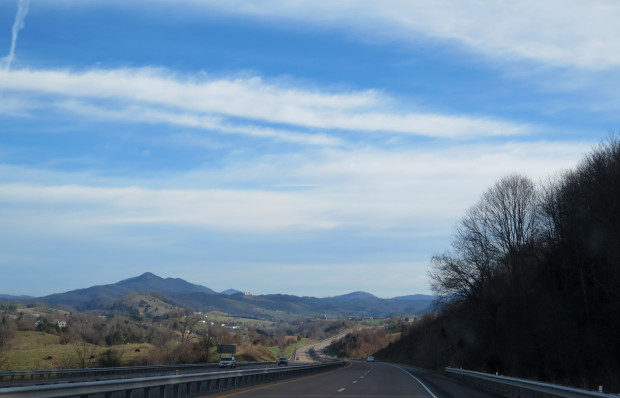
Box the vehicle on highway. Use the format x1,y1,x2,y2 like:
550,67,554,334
277,357,288,365
366,356,375,362
219,356,236,368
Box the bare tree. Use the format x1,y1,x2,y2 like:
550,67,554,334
0,315,16,349
196,325,219,362
539,135,620,318
430,174,540,302
97,348,124,367
0,315,14,371
179,312,202,344
480,174,540,276
58,339,98,369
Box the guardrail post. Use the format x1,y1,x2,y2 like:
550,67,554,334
173,383,180,398
197,380,203,394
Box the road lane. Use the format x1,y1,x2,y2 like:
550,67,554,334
292,331,350,364
207,361,439,397
400,365,502,398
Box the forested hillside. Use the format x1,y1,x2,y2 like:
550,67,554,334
378,137,620,391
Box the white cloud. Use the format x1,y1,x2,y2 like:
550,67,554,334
1,0,29,71
56,100,342,146
193,0,620,70
0,184,340,231
0,68,528,139
0,141,591,233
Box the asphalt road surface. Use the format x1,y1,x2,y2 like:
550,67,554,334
203,360,502,398
292,332,348,363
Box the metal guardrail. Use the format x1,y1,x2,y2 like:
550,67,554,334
445,367,617,398
0,361,344,397
0,361,273,386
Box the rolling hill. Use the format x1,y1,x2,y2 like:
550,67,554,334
15,273,436,319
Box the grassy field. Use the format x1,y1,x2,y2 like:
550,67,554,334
265,337,318,360
203,311,275,328
265,345,279,358
1,331,156,371
1,331,309,371
3,332,66,370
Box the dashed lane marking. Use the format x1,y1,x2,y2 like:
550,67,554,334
212,361,352,397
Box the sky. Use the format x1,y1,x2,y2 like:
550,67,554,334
0,0,617,298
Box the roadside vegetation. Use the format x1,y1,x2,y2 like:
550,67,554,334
377,136,620,392
324,327,397,359
0,301,360,371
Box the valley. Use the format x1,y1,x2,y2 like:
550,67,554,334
0,273,427,371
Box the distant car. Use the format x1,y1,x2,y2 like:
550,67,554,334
278,357,288,366
366,356,375,362
219,356,236,368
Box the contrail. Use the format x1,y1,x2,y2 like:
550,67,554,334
2,0,30,71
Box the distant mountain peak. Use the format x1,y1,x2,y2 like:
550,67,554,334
41,273,216,311
221,289,243,295
333,291,378,300
120,272,162,283
392,294,438,301
116,273,214,295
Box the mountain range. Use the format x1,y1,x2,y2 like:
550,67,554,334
4,272,437,319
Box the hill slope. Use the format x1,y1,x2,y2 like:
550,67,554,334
42,272,214,310
35,273,436,318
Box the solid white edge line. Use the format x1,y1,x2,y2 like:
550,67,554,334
388,364,439,398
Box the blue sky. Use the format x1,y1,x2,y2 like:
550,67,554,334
0,0,616,298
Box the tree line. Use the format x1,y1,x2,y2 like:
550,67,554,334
0,303,357,370
325,328,392,359
379,136,620,391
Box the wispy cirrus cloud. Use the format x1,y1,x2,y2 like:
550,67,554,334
55,99,342,146
1,0,29,71
0,67,529,141
194,0,620,70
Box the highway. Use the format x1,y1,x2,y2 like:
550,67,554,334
1,332,502,397
204,360,502,398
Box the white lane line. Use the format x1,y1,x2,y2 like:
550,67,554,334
338,387,346,392
352,380,357,384
389,364,439,398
